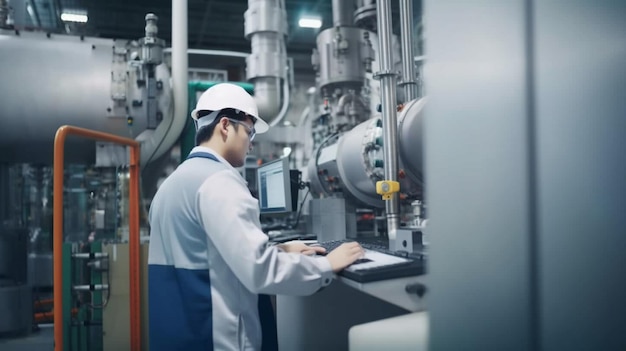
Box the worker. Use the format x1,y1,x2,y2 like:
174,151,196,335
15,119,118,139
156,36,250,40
147,83,364,351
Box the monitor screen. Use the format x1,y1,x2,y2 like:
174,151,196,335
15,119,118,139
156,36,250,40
257,157,293,214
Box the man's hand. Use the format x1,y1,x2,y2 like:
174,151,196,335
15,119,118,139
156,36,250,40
326,242,364,273
278,241,327,256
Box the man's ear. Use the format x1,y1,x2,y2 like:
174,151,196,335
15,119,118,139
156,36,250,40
218,117,229,138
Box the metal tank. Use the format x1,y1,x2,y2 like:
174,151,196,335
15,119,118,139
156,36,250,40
312,26,374,92
397,98,426,185
0,30,172,164
307,98,426,209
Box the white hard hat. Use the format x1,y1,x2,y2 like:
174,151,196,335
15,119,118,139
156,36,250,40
190,83,269,134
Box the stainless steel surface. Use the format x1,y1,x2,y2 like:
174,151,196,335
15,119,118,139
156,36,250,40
139,14,165,65
534,2,626,350
399,0,418,102
277,281,408,351
314,27,372,91
0,31,125,163
307,135,343,198
424,0,533,349
309,198,357,240
138,0,183,168
397,98,426,185
245,0,288,121
389,228,413,253
338,274,427,312
354,0,377,31
426,1,626,350
307,114,422,210
336,120,385,208
375,0,400,232
0,30,172,164
332,0,355,27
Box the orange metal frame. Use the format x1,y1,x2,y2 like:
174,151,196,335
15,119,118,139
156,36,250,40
53,126,141,351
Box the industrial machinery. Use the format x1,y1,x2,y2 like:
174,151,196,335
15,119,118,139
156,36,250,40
0,12,172,348
301,0,426,246
0,0,425,349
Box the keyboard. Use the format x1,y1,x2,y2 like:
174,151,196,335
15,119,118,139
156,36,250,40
315,239,426,283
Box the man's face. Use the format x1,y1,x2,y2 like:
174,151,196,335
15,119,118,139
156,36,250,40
224,117,255,168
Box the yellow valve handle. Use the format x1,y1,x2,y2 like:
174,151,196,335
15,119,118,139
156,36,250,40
376,180,400,200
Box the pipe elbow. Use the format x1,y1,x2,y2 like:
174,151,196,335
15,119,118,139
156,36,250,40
254,78,282,123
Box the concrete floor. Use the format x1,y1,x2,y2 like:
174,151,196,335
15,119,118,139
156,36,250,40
0,324,54,351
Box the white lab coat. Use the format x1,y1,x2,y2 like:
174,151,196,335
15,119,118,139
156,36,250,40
148,146,333,351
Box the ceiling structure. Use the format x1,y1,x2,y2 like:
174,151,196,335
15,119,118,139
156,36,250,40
10,0,415,75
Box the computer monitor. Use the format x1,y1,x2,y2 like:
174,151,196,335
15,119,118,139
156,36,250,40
257,157,295,214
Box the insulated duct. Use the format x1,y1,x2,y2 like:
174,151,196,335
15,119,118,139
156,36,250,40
244,0,288,124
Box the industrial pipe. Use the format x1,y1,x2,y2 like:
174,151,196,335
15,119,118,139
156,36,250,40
163,47,250,58
137,0,188,167
245,0,289,124
53,126,141,351
269,78,290,127
332,0,355,27
399,0,418,101
375,0,401,233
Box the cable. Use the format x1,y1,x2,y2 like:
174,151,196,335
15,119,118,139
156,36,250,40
290,186,310,230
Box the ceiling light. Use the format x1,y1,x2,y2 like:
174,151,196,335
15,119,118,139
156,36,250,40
298,17,321,29
61,12,88,23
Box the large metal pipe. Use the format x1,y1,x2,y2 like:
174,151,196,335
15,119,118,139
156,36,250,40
332,0,355,27
137,0,187,166
376,0,400,233
245,0,288,123
399,0,418,101
269,77,290,127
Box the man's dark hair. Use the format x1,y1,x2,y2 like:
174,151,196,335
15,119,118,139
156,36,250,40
195,108,252,146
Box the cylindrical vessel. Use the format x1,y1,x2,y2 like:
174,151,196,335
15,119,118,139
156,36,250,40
0,30,171,164
336,120,385,208
307,111,425,209
315,27,371,91
398,98,426,185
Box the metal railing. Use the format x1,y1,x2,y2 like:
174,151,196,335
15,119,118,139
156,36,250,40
53,125,141,351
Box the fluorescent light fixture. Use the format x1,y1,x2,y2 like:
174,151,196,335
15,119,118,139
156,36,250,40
298,17,321,29
61,13,88,23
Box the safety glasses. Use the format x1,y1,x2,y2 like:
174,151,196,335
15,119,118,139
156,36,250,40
226,118,256,141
